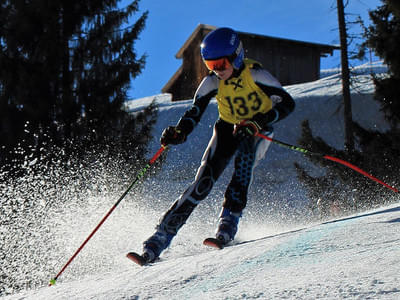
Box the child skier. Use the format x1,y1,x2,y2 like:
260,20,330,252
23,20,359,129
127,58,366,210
140,27,295,263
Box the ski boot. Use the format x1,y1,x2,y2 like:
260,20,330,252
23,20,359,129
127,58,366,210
142,229,174,263
215,207,241,245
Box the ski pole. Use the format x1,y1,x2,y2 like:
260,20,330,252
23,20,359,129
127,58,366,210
256,133,399,193
49,145,167,286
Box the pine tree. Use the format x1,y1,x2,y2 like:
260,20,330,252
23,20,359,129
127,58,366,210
295,1,400,217
0,0,151,173
362,0,400,126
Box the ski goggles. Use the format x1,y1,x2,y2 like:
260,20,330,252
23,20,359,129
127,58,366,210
203,57,231,71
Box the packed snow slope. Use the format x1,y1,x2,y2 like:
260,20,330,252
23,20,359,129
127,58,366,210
2,62,399,299
4,204,400,299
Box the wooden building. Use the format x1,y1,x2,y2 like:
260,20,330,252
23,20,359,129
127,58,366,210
162,24,339,101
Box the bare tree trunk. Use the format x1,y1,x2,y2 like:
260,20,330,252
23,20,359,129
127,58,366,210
337,0,354,152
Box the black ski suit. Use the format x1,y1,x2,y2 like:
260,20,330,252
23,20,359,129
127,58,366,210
154,61,295,236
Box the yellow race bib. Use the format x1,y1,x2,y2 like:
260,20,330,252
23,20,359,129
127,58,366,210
216,59,272,124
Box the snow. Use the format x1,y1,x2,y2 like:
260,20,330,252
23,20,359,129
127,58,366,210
2,62,400,300
4,205,400,299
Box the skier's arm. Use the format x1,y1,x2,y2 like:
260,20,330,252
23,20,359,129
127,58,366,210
250,66,295,129
175,74,218,136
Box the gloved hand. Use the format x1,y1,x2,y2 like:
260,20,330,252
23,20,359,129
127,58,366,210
160,126,187,145
233,120,261,139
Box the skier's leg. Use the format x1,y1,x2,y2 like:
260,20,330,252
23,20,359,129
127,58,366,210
143,120,236,261
217,131,273,243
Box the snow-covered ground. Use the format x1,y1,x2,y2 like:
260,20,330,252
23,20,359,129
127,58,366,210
4,203,400,300
2,62,399,299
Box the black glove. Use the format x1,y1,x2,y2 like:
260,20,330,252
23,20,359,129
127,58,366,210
252,111,277,131
233,120,261,139
160,126,187,145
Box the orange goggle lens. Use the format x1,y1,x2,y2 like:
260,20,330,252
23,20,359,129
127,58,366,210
204,58,231,71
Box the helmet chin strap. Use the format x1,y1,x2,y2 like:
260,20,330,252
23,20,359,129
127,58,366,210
215,66,242,81
232,65,244,76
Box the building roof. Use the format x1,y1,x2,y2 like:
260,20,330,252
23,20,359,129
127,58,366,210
175,24,216,58
175,24,340,59
162,66,183,95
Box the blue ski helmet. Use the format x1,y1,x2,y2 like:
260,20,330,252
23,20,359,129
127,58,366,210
200,27,244,69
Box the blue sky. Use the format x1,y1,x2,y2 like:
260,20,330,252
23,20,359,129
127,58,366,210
121,0,382,99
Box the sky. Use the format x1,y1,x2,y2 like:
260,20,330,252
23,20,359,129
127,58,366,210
121,0,383,100
3,63,399,299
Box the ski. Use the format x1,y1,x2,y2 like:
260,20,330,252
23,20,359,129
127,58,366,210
126,252,148,266
127,238,226,266
203,237,225,249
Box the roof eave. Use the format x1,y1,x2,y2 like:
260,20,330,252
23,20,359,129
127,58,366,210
162,66,183,93
175,24,216,59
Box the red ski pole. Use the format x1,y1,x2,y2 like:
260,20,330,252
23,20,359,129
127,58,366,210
256,133,398,193
49,145,167,286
